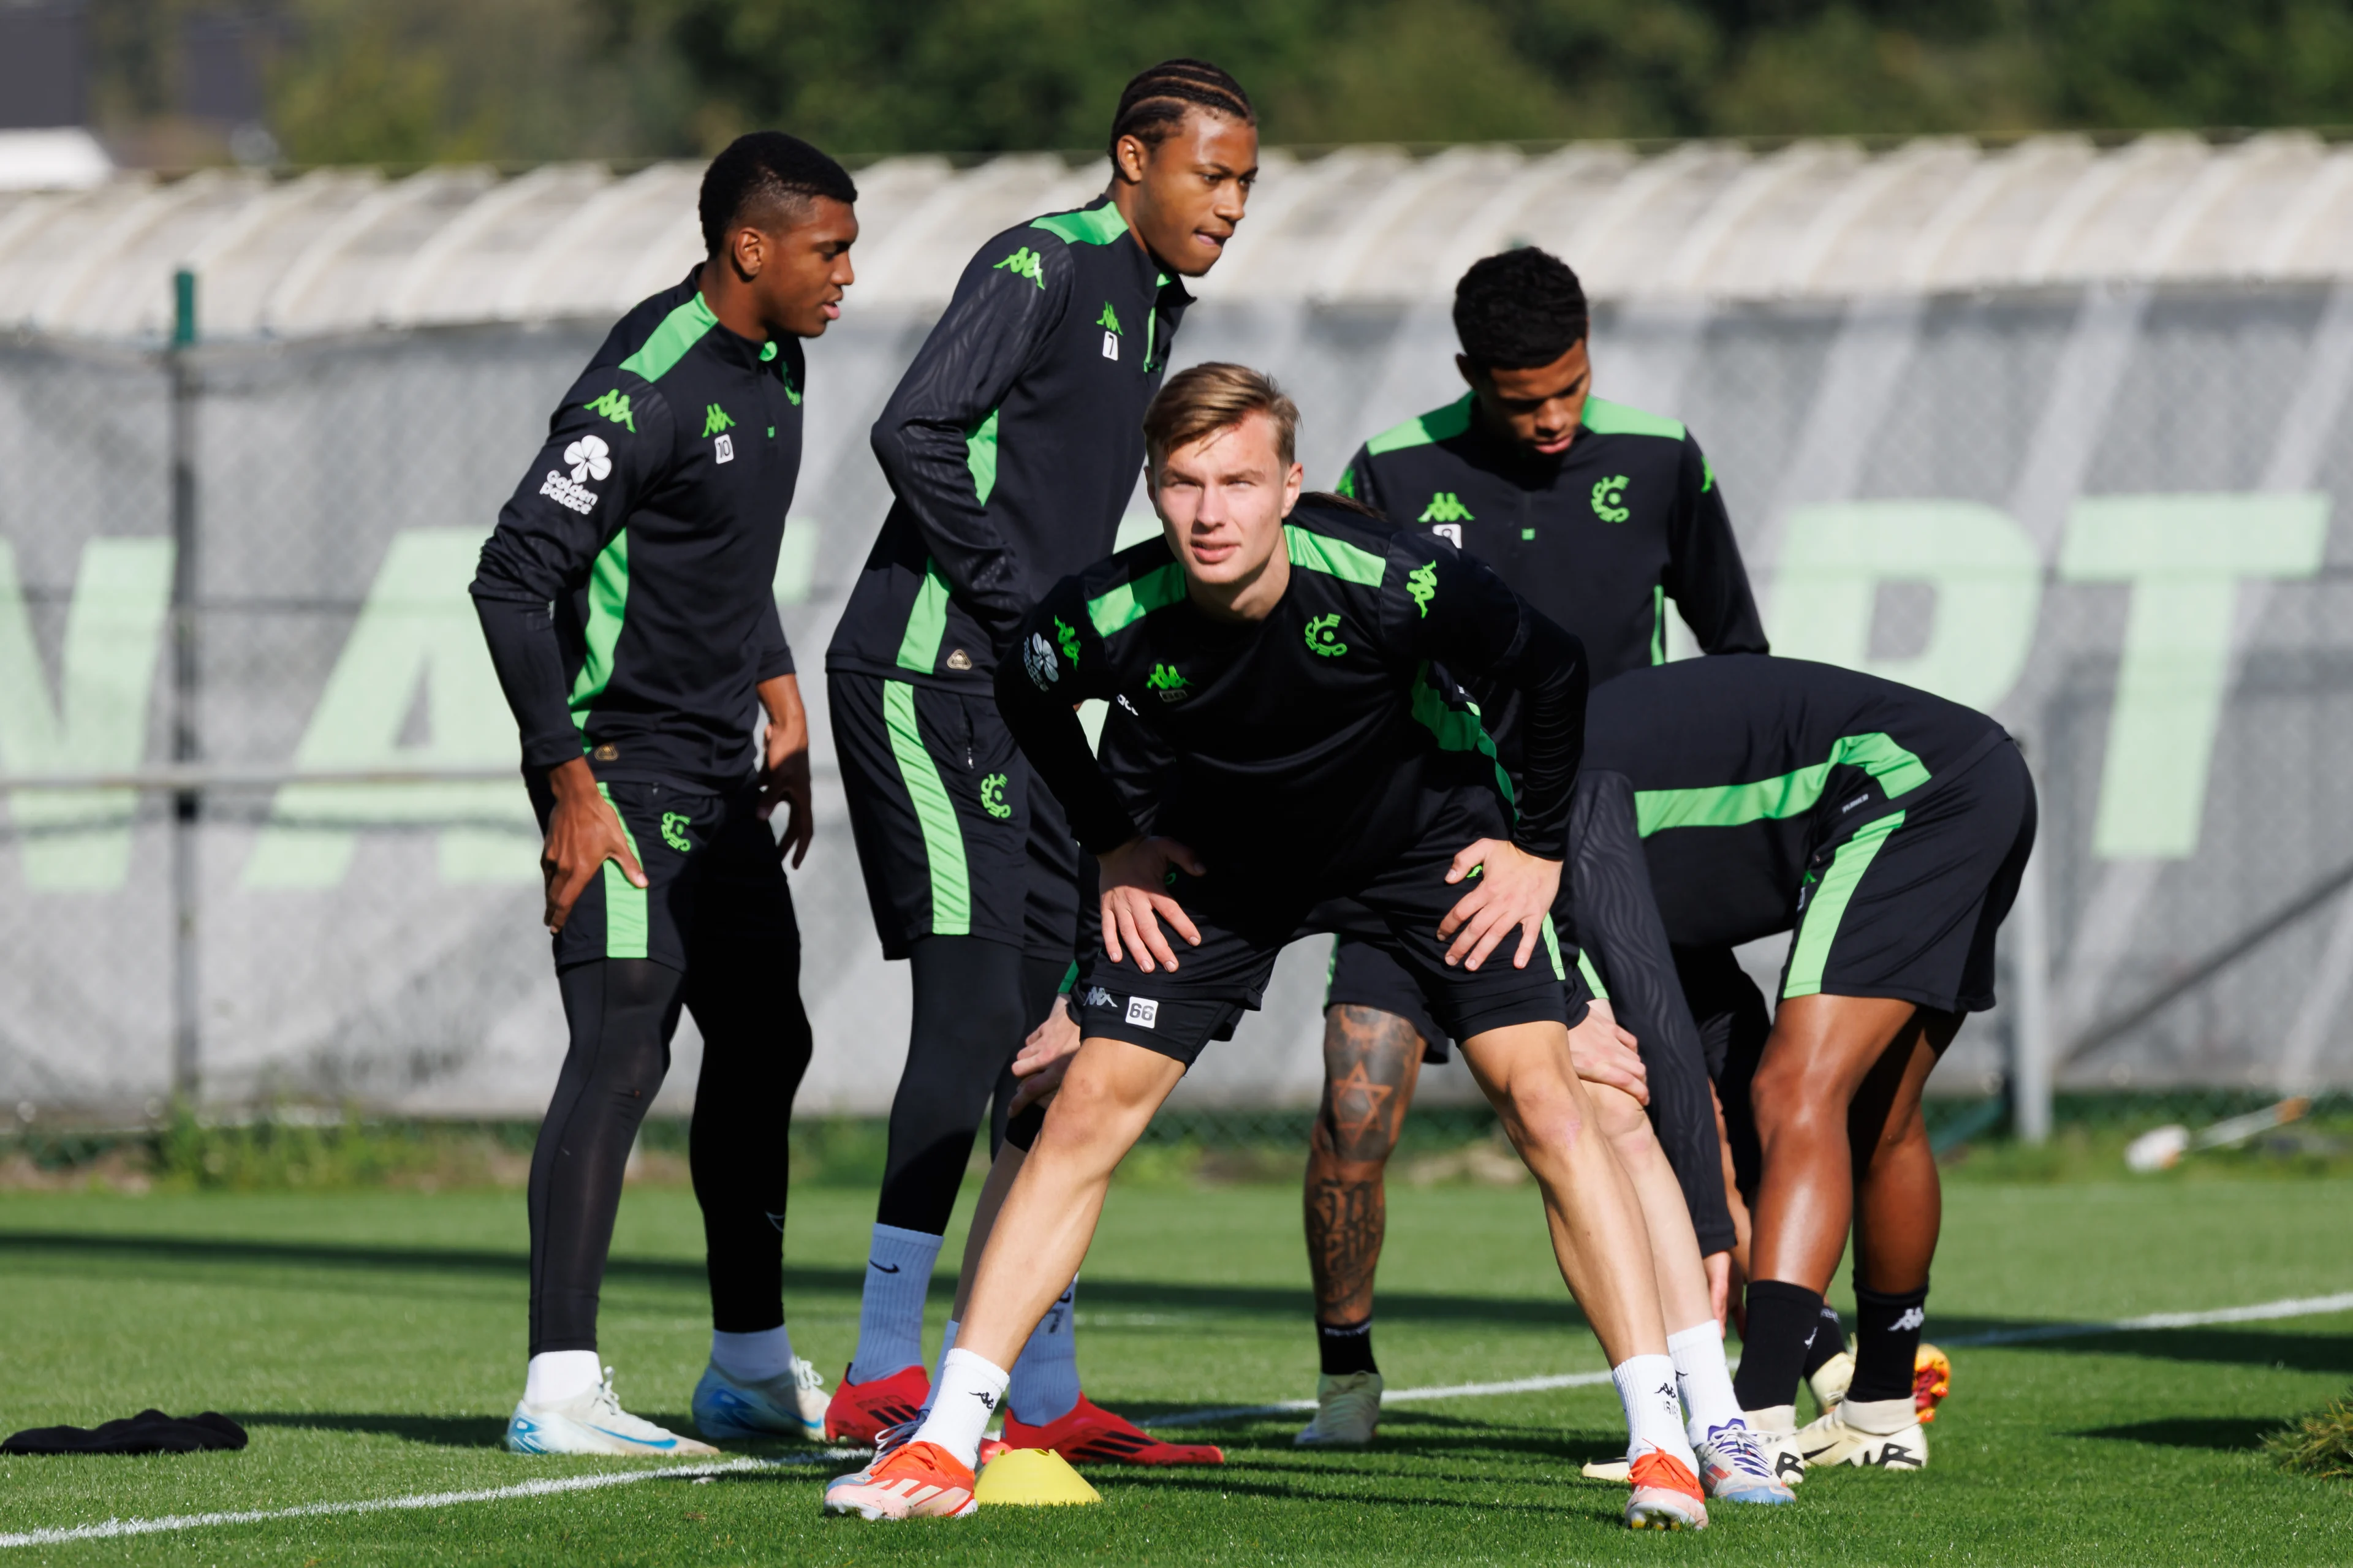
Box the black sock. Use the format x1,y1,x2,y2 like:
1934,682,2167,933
1317,1317,1378,1376
1798,1301,1846,1380
1731,1279,1825,1412
1850,1282,1928,1404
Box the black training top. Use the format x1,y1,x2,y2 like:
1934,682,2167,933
1585,655,2007,950
827,195,1192,691
996,496,1589,882
1338,393,1765,771
472,273,804,789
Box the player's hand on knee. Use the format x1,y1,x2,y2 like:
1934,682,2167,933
1098,835,1205,973
1009,995,1083,1114
1567,999,1648,1105
540,759,646,933
1438,839,1561,971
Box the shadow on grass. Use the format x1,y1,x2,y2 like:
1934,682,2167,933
1936,1316,2353,1379
228,1412,509,1449
2072,1416,2281,1452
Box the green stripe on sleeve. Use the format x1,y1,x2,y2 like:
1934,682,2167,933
593,782,650,960
1032,204,1129,245
1580,396,1684,441
1634,732,1931,835
966,408,1001,504
1409,664,1515,807
1087,561,1188,638
617,293,718,382
1573,939,1604,998
1366,395,1474,456
1651,584,1666,665
1783,811,1903,998
895,557,952,672
1285,525,1387,585
567,529,630,731
882,680,971,936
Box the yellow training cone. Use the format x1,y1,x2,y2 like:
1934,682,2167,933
973,1447,1103,1507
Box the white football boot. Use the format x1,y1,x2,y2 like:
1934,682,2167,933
692,1355,829,1442
1808,1347,1855,1412
1795,1396,1928,1470
1692,1420,1797,1504
1294,1371,1383,1447
506,1368,717,1457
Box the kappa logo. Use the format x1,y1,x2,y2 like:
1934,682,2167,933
1097,302,1122,360
701,403,734,439
1893,1306,1926,1331
1305,613,1347,657
659,811,692,852
1407,560,1438,618
539,434,610,514
1055,616,1082,667
1591,474,1632,523
583,390,635,432
1124,996,1159,1029
1023,631,1059,689
1419,491,1474,525
980,772,1010,819
1081,986,1115,1010
995,246,1047,287
1146,662,1191,700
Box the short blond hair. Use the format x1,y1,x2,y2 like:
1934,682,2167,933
1143,362,1299,472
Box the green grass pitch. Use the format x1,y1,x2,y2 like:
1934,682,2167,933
0,1174,2347,1564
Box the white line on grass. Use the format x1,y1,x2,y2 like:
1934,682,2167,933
9,1289,2352,1546
1140,1289,2353,1428
0,1451,860,1550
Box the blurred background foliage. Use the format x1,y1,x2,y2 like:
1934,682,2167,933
77,0,2353,168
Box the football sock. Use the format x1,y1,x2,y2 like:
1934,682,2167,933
523,1349,602,1407
1731,1279,1825,1414
1799,1301,1846,1379
1612,1354,1697,1467
1317,1316,1379,1376
710,1326,794,1383
848,1223,942,1382
1007,1278,1082,1426
1850,1281,1928,1404
1665,1320,1743,1444
915,1348,1010,1469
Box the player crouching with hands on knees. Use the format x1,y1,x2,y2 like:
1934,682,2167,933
823,363,1709,1529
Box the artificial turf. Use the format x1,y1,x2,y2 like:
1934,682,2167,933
0,1173,2347,1564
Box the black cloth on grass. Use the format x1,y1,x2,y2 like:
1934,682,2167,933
3,1411,246,1455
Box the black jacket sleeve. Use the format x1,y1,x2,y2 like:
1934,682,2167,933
751,597,795,681
1337,444,1383,515
1397,541,1587,862
1662,433,1768,656
870,232,1073,655
995,581,1138,854
1567,770,1736,1255
471,371,675,772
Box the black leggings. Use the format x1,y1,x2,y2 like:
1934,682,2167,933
874,936,1067,1235
527,952,814,1355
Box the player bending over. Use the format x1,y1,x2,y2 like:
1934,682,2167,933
825,363,1710,1530
817,59,1254,1466
1589,655,2034,1474
472,135,857,1454
1297,243,1766,1450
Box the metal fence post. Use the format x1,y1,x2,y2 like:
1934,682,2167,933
2010,746,2054,1145
169,268,201,1104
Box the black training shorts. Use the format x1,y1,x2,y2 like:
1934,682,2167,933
829,670,1080,962
528,775,798,974
1075,787,1571,1066
1778,738,2036,1013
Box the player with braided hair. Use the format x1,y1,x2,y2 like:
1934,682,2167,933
820,58,1256,1469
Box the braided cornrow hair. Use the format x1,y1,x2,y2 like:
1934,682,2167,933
1108,58,1254,162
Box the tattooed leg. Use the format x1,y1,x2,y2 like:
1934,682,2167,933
1305,1006,1426,1325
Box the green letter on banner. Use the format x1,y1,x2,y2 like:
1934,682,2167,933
243,529,536,887
1772,501,2043,712
2059,493,2329,858
0,538,173,889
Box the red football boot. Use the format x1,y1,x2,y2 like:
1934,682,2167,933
823,1363,930,1445
1002,1394,1224,1466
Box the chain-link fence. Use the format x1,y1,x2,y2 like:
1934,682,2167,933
2,278,2350,1128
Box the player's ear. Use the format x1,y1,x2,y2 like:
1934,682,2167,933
730,225,766,281
1281,460,1305,515
1114,134,1150,186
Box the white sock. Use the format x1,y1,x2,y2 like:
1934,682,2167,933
913,1347,1009,1469
523,1350,602,1407
915,1317,961,1418
849,1224,943,1382
1667,1320,1745,1446
1007,1277,1081,1426
1612,1354,1697,1469
711,1325,795,1383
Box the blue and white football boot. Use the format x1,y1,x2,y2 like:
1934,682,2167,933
691,1355,830,1442
505,1368,718,1457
